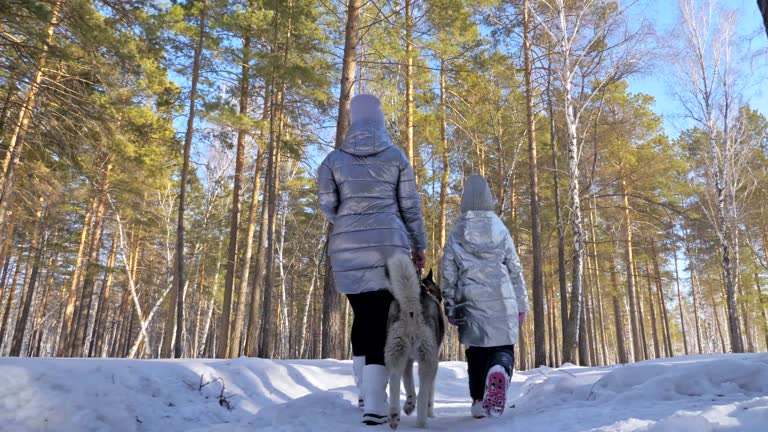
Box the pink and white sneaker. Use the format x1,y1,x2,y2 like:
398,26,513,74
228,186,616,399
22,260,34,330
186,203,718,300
481,365,509,417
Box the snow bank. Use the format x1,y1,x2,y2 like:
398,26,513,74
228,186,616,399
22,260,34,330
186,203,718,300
0,353,766,431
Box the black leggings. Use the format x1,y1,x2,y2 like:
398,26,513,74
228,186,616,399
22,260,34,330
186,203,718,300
347,290,394,365
465,345,515,401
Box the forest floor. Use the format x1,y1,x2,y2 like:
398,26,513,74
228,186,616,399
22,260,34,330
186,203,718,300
0,352,767,431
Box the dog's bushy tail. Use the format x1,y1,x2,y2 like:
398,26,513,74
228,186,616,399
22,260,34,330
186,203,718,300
387,254,421,316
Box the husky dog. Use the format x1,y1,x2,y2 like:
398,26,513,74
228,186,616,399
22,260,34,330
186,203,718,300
384,254,445,429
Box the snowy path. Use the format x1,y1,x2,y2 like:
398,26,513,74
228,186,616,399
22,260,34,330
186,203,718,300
1,353,767,431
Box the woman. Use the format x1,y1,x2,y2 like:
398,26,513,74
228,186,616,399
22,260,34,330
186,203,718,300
317,94,427,425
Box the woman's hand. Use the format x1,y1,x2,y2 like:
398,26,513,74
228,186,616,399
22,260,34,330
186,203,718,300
412,249,427,270
518,311,527,325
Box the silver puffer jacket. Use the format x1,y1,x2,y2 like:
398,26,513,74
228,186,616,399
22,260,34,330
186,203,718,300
317,119,427,295
441,211,528,347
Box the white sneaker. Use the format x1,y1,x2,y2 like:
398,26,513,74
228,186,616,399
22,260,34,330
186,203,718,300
361,364,389,425
353,356,365,409
471,400,486,418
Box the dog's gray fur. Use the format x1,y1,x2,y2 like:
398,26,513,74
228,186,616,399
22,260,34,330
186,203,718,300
384,254,445,429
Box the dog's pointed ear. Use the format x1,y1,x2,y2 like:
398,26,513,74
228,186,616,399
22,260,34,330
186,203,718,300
426,268,434,281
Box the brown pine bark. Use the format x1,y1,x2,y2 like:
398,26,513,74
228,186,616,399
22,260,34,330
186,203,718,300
523,0,546,368
404,0,415,181
321,0,360,360
683,235,704,354
547,71,568,349
173,0,208,359
651,241,673,357
754,275,768,351
230,147,262,358
32,246,57,357
0,249,23,349
260,87,286,358
610,257,629,364
634,264,648,361
644,263,661,359
438,61,449,256
71,159,112,356
10,199,46,356
673,245,689,355
220,32,252,359
621,179,641,362
588,196,608,364
0,0,63,229
90,235,118,357
57,200,94,356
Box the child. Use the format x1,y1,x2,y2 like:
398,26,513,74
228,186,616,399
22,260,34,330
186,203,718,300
441,175,529,418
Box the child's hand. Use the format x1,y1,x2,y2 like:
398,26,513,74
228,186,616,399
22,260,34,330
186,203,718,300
518,311,527,325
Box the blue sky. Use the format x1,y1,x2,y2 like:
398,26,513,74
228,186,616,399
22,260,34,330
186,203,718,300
626,0,768,136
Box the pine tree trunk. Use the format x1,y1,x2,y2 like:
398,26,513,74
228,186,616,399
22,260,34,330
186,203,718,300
404,0,415,181
0,249,22,350
651,241,673,357
174,0,207,360
578,292,589,366
32,248,57,357
322,0,360,360
547,73,568,350
0,0,63,230
672,244,688,355
231,146,262,358
243,80,274,357
220,35,251,359
610,257,629,364
673,245,689,355
621,179,641,362
683,234,704,354
438,61,449,257
260,85,285,358
90,235,117,357
200,239,223,357
57,200,94,356
644,263,660,359
588,196,608,364
754,275,768,351
10,200,46,356
523,0,546,368
72,160,112,356
191,244,207,358
634,264,648,361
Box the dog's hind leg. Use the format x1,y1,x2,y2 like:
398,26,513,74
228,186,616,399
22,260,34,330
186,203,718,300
385,343,408,430
402,358,416,416
416,357,437,428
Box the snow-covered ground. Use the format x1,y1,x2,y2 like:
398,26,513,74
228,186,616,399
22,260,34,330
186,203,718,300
1,353,766,432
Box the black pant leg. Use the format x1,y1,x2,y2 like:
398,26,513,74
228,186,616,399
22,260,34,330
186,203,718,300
346,294,366,357
488,345,516,377
465,346,490,401
354,289,393,366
